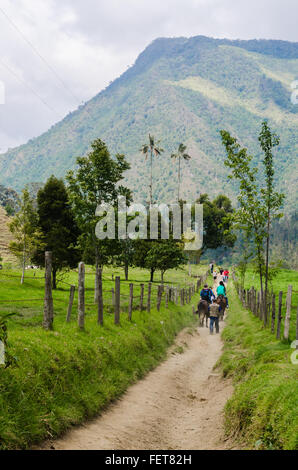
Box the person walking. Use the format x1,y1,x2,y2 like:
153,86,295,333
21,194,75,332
209,262,214,274
209,298,221,334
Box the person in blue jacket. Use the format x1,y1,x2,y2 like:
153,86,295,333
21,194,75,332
200,285,212,304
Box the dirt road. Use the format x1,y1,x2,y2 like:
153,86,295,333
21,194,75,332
40,279,235,450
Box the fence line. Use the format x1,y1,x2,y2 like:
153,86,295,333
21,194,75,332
2,255,209,330
233,271,297,344
42,257,210,328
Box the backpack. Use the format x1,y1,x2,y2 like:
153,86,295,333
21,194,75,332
201,289,210,302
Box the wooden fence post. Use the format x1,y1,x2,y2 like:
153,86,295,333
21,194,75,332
97,268,103,326
283,285,292,341
128,283,133,321
66,285,75,323
271,293,276,334
140,284,144,311
94,267,99,303
147,283,151,313
111,288,115,307
78,262,85,330
114,276,120,325
43,251,54,330
157,286,162,311
276,291,283,339
255,291,257,315
165,286,169,308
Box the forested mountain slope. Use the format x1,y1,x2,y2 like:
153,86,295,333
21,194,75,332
0,36,297,211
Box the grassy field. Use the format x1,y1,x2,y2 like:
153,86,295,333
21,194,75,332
219,278,298,450
241,267,298,341
0,263,209,449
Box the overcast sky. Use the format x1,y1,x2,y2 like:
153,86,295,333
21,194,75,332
0,0,297,152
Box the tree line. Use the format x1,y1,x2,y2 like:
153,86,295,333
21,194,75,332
7,136,235,287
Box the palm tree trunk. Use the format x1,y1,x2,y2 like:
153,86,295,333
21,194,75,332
178,156,181,201
150,150,153,205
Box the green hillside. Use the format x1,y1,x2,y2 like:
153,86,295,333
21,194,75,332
0,36,297,210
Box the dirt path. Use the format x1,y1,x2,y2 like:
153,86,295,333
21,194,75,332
40,277,235,450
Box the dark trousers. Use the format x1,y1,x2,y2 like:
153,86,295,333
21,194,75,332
209,316,219,334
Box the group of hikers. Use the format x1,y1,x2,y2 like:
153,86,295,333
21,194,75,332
197,262,230,334
210,263,230,283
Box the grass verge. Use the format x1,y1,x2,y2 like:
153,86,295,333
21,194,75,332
0,284,200,449
218,282,298,450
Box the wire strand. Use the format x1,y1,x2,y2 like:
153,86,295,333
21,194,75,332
0,5,85,108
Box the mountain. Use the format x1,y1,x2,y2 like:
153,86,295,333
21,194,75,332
0,36,297,211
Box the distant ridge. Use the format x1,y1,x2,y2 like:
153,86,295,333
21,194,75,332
0,36,297,212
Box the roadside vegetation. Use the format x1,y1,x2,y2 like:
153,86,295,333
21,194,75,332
219,279,298,450
0,264,208,449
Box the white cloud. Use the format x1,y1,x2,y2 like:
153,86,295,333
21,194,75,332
0,0,297,153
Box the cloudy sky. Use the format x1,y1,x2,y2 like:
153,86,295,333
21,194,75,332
0,0,297,152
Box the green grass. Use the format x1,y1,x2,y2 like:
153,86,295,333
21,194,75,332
0,264,208,449
219,281,298,450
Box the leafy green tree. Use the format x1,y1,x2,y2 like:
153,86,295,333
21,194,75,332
66,139,131,284
145,240,186,283
113,238,134,281
258,121,285,316
220,129,266,298
8,189,42,284
140,134,164,205
196,194,236,256
34,176,81,289
221,121,284,323
171,143,191,201
133,239,156,281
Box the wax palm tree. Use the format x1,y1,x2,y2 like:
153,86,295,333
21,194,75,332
171,143,191,201
140,134,164,205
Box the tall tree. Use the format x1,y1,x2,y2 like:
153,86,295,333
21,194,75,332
258,121,285,317
66,139,131,293
34,176,81,289
140,134,164,205
171,143,191,201
221,122,284,324
8,188,41,284
220,130,266,299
